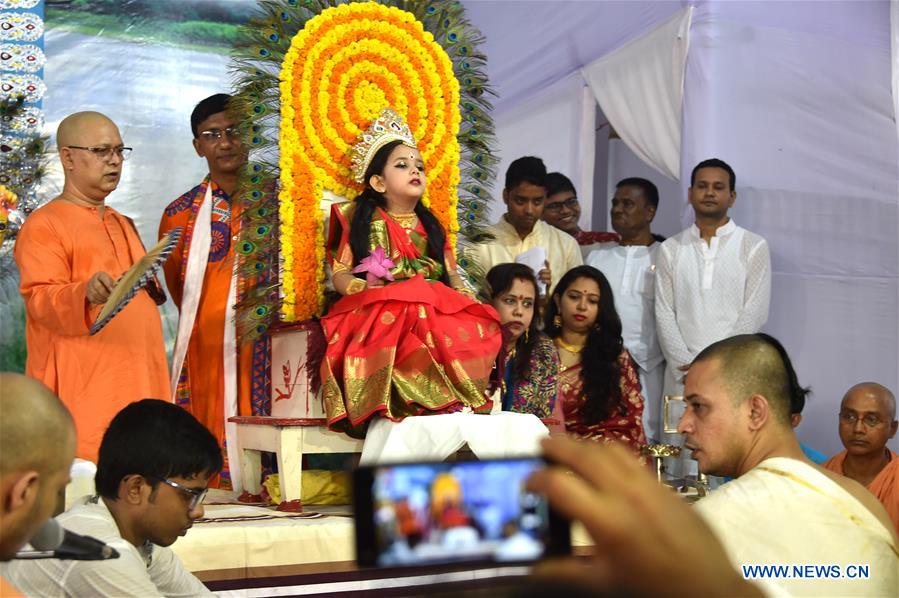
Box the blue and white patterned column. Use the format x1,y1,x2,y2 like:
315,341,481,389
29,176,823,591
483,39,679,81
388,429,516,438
1,0,46,235
0,0,45,372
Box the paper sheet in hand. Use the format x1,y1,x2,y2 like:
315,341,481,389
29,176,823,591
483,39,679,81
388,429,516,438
90,227,182,335
515,246,547,294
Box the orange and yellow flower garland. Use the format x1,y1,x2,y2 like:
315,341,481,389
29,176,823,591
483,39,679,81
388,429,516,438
279,2,462,321
0,185,17,245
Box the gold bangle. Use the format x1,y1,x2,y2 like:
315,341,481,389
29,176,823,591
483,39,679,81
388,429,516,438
346,278,367,295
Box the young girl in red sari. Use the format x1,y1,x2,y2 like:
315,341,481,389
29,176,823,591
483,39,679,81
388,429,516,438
321,109,501,436
543,265,647,453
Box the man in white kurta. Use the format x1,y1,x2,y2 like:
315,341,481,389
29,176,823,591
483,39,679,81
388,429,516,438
587,178,665,441
655,159,770,397
2,496,212,597
475,157,582,295
680,334,898,597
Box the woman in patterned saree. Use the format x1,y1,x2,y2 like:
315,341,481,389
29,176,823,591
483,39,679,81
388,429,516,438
321,109,501,436
544,265,647,452
486,263,559,419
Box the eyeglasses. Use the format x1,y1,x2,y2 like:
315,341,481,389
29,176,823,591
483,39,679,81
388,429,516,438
544,197,579,212
838,411,885,428
66,145,132,160
149,475,208,511
198,127,239,142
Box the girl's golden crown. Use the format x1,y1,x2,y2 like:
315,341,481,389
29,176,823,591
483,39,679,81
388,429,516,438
351,108,418,183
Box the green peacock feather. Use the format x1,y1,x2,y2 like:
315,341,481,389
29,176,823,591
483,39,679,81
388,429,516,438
229,0,497,342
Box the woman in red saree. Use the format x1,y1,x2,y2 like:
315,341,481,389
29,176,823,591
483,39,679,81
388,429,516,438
321,110,501,436
543,265,647,453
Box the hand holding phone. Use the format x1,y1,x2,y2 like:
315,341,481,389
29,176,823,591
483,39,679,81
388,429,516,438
353,457,570,568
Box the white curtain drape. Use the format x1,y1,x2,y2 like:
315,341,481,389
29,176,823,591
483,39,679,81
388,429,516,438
489,73,596,224
581,6,693,181
893,0,899,142
681,2,898,455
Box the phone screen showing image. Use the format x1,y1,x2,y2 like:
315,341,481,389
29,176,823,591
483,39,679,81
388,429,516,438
353,457,570,568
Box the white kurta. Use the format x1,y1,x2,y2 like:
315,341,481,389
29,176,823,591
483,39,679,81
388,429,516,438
474,217,583,295
1,496,212,597
586,241,665,441
696,458,899,597
654,219,771,396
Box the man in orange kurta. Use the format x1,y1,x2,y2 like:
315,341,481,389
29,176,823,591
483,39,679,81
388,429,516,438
158,94,257,489
824,382,899,533
14,112,169,461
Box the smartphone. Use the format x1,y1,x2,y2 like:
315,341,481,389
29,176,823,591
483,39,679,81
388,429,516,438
353,457,570,568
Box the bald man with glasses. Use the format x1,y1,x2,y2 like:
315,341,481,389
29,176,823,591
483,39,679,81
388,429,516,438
824,383,899,533
14,111,169,462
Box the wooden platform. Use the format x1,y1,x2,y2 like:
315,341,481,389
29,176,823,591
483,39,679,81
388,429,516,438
171,502,593,594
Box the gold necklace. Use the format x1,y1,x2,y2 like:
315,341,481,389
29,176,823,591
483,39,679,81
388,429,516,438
554,336,585,354
388,211,417,229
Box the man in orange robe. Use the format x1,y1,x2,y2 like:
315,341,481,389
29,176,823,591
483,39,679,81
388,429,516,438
824,382,898,533
14,112,169,461
159,94,260,490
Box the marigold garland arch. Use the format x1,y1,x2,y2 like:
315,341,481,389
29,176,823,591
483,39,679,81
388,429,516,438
231,0,496,335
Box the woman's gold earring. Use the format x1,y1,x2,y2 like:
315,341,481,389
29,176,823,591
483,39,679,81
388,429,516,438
553,315,561,329
524,328,529,343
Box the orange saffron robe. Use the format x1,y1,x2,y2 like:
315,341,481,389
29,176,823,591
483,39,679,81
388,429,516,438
1,575,24,597
159,179,253,488
824,449,899,534
14,200,169,461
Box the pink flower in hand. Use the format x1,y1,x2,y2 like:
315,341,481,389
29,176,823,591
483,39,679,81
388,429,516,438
352,246,395,286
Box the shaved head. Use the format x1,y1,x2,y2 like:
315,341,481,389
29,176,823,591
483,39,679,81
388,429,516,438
0,373,75,560
691,334,806,427
841,382,896,421
56,111,118,148
838,382,897,460
55,111,124,203
0,374,74,475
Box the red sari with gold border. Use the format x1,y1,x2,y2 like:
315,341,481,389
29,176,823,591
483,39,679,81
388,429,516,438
558,349,647,453
321,203,501,435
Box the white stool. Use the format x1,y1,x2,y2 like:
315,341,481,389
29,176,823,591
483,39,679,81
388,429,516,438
228,415,363,511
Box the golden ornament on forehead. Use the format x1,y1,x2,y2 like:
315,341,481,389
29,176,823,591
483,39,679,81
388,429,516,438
351,108,418,183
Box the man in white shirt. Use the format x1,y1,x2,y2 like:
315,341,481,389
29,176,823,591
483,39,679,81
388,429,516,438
655,158,771,397
475,157,582,295
680,334,898,596
3,399,219,597
586,178,665,441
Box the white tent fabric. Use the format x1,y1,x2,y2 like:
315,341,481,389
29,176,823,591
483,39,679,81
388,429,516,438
489,73,596,224
893,0,899,139
680,2,898,455
582,6,693,180
462,1,685,115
